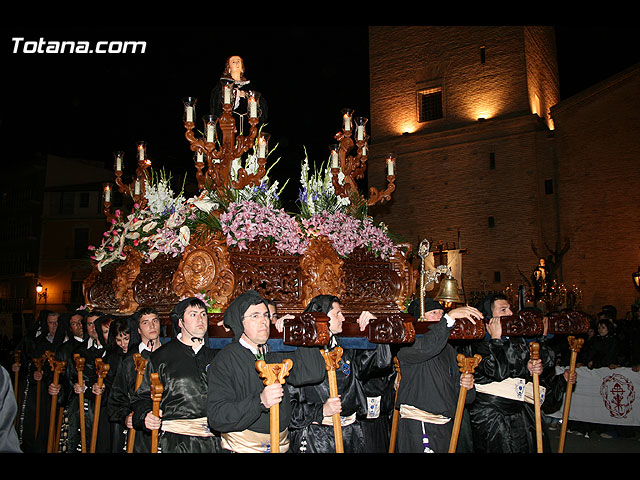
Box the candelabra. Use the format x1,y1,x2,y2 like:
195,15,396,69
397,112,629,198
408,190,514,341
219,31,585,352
182,86,268,192
102,144,153,223
329,108,396,207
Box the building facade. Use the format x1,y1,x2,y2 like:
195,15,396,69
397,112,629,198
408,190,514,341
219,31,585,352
367,25,640,316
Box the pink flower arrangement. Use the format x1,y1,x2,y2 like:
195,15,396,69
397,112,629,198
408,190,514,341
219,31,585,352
220,201,309,255
302,211,396,260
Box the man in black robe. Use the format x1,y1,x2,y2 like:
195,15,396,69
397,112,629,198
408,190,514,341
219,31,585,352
394,298,482,453
287,294,391,453
107,307,163,453
207,290,325,453
61,310,110,452
131,298,221,453
466,293,572,453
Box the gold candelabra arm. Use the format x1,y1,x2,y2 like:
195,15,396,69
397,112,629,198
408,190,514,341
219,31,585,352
367,175,396,207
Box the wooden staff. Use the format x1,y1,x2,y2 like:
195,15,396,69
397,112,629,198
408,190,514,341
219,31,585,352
388,357,401,453
150,372,163,453
90,358,110,453
558,336,584,453
73,354,87,453
320,346,344,453
127,353,148,453
256,359,293,453
13,350,21,402
448,354,481,453
529,342,543,453
46,358,66,453
32,354,45,437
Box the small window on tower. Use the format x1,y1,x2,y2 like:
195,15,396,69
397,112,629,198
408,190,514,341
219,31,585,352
418,86,443,123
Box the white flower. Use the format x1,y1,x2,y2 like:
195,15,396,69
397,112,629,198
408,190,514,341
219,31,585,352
142,221,158,233
179,225,190,246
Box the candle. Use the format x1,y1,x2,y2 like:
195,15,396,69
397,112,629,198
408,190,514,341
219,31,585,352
249,97,257,118
207,124,215,143
386,155,395,176
134,178,141,196
113,151,123,172
103,184,111,203
137,142,146,162
224,84,231,104
258,133,270,158
196,151,204,164
330,145,340,169
186,106,193,122
355,117,368,141
343,114,351,131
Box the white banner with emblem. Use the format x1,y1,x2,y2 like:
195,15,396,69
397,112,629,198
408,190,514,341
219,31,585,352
549,366,640,426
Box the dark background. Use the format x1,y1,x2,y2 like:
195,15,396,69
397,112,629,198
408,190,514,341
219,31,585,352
1,25,638,204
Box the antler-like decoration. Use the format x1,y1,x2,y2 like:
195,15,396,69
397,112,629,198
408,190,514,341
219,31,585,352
329,109,396,208
183,92,265,192
256,359,294,453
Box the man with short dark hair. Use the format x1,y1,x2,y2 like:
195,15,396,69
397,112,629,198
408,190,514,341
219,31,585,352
131,298,221,453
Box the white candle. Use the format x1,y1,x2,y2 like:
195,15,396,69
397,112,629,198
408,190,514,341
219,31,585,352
258,139,266,158
343,114,351,131
249,98,257,118
104,186,111,203
134,179,141,195
331,149,339,169
138,145,145,162
206,124,215,143
186,106,193,122
356,125,365,141
386,157,395,176
196,151,204,164
115,156,122,172
224,85,231,104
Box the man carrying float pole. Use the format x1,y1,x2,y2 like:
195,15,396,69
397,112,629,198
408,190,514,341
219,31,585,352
206,290,325,453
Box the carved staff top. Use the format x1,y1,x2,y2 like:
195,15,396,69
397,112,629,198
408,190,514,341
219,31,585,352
456,354,482,375
14,350,21,367
567,336,585,353
95,358,110,384
32,355,45,373
150,372,164,406
134,353,148,377
256,359,293,386
529,342,541,361
321,347,343,372
73,353,86,374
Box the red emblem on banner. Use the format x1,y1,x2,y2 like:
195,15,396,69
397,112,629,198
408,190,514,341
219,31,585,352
600,373,636,418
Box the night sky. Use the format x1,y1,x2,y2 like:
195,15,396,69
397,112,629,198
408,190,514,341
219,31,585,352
2,25,638,204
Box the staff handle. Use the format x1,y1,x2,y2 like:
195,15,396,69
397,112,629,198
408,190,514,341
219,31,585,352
127,353,148,453
256,359,293,453
529,342,543,453
448,354,481,453
73,354,87,453
321,347,344,453
46,359,66,453
388,357,401,453
558,336,583,453
90,358,110,453
150,372,163,453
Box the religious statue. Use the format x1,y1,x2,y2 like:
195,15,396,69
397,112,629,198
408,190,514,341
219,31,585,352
531,257,550,303
209,55,268,135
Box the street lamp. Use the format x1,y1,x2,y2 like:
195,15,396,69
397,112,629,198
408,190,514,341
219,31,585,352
36,281,47,303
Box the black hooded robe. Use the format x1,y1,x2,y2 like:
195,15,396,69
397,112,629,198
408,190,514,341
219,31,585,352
286,294,394,454
395,301,476,453
206,290,325,453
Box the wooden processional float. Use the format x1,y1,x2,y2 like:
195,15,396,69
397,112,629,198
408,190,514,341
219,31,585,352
82,83,590,346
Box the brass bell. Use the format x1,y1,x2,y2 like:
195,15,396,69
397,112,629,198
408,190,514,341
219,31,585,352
435,274,463,304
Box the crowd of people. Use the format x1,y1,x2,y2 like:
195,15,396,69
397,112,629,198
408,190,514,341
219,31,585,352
3,289,637,454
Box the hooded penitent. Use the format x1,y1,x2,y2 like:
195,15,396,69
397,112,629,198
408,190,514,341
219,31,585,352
407,297,443,320
303,294,340,315
222,289,268,340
